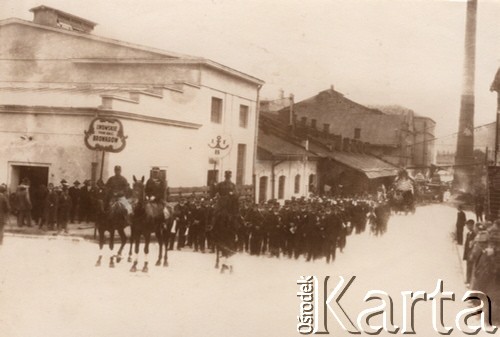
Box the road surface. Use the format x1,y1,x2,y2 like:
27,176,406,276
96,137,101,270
0,204,493,336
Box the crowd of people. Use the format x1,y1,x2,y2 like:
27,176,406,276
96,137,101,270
167,195,391,263
458,211,500,292
7,178,94,233
0,166,394,265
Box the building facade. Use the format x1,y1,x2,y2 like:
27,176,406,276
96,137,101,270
0,6,263,192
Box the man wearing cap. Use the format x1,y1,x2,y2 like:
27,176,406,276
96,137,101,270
105,165,132,215
79,180,92,223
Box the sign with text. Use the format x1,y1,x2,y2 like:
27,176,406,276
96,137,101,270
84,117,127,153
208,134,232,159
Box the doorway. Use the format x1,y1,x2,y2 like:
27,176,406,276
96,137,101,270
10,165,49,191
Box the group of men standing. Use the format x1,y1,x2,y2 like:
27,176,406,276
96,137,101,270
9,178,95,232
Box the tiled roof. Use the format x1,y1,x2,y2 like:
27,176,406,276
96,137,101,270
289,89,405,145
257,130,316,159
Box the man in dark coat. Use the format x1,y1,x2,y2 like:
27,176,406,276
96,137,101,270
15,179,32,227
79,180,92,223
68,180,81,223
456,205,466,245
45,183,58,230
105,165,131,215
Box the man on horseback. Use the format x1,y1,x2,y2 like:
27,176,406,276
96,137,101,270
145,167,166,207
213,170,239,273
105,165,132,218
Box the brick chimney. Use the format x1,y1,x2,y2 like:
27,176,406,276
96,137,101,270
30,5,97,33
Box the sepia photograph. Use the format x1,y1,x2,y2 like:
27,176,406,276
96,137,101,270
0,0,500,336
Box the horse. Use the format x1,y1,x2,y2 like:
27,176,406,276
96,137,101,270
129,176,170,273
94,193,129,268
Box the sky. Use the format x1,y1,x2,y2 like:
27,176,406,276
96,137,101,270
1,0,499,142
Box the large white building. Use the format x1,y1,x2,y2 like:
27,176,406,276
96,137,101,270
0,6,263,193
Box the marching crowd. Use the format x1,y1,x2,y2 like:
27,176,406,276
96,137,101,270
168,195,391,263
0,169,393,264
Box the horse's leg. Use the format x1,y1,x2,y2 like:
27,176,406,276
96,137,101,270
130,231,140,272
95,226,104,267
163,222,169,267
109,229,116,268
215,244,220,269
116,228,127,263
155,227,162,266
128,227,134,262
142,232,151,273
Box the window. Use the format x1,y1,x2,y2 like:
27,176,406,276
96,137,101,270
301,117,307,125
278,175,286,199
294,174,301,194
211,97,223,123
236,144,247,185
239,105,249,128
311,119,317,129
354,128,361,139
259,176,268,203
309,174,316,193
323,123,330,134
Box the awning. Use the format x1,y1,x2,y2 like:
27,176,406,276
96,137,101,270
309,143,399,179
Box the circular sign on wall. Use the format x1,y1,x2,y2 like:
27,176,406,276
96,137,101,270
84,117,127,153
208,133,232,159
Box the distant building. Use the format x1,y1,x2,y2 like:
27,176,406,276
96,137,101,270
256,111,399,199
278,87,435,170
0,6,263,193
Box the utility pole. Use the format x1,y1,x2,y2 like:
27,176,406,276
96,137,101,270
454,0,477,192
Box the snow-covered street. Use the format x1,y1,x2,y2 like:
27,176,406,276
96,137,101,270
0,204,490,336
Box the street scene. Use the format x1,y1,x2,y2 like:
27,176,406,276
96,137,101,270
1,0,500,336
0,205,483,337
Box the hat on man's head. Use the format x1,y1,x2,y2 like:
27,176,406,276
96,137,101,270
114,165,122,170
60,179,69,185
74,180,81,186
224,170,232,176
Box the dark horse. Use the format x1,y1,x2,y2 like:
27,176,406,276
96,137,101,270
129,176,170,273
95,193,129,268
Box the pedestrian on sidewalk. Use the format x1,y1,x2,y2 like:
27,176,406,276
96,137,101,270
456,205,466,245
45,183,58,230
0,183,11,246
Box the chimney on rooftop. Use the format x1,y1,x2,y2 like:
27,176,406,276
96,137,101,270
330,85,335,91
30,5,97,33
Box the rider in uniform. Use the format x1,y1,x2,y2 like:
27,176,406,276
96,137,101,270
214,170,239,273
144,167,166,219
105,165,132,216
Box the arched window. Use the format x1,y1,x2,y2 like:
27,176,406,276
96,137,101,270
294,174,301,194
278,175,286,199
